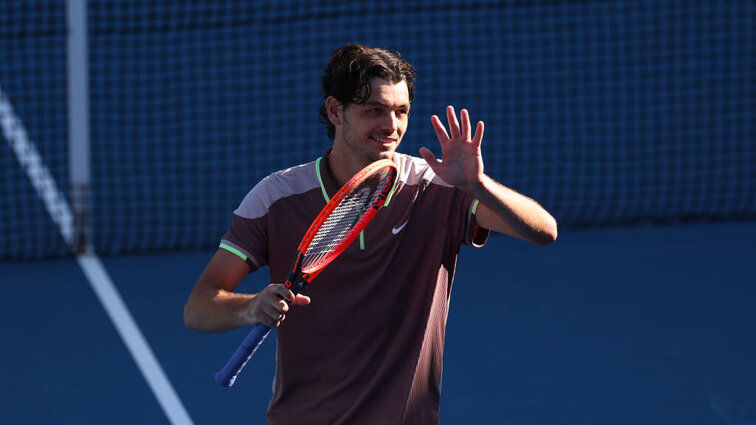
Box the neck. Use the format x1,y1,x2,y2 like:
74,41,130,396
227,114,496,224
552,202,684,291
327,146,364,187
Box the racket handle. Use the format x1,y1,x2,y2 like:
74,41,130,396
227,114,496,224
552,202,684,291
214,323,272,387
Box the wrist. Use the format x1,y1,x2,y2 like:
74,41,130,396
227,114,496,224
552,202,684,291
458,173,491,197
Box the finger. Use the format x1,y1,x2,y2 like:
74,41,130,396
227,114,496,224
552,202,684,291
270,308,285,321
273,312,287,328
472,121,484,147
278,298,290,313
446,106,460,139
290,294,311,306
460,109,471,141
430,115,450,143
255,303,283,327
271,309,286,327
267,284,295,303
284,289,296,303
261,300,285,318
269,313,284,328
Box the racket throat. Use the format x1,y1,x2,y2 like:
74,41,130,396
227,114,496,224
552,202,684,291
285,273,310,294
284,254,310,295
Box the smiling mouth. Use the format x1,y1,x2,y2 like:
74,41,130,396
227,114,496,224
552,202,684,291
370,136,397,145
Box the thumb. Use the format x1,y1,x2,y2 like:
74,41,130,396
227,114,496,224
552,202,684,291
419,147,444,176
419,147,440,167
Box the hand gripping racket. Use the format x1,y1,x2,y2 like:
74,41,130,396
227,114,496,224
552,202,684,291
215,159,398,387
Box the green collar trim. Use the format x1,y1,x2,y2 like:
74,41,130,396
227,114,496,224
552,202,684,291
315,157,330,203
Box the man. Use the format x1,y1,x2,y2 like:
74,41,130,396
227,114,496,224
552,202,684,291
184,43,557,424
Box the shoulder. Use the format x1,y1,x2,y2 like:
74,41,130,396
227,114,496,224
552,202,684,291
393,152,453,188
234,160,320,219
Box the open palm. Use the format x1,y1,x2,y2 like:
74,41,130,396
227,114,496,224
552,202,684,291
419,106,485,191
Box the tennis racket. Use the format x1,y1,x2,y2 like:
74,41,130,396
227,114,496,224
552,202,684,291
215,158,398,387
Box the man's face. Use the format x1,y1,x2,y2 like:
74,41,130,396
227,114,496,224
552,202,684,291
334,78,410,165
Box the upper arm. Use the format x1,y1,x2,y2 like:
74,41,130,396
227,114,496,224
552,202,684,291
194,248,252,293
184,248,255,332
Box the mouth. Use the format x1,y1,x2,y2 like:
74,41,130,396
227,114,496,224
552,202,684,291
370,136,398,147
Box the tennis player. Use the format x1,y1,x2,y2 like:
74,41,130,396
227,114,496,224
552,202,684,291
184,43,557,424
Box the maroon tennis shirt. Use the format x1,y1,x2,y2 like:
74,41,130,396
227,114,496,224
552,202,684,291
220,150,489,424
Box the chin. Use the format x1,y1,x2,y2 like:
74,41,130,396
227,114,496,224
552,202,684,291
371,150,397,164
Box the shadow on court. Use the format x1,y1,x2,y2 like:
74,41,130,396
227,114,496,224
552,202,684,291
1,222,755,424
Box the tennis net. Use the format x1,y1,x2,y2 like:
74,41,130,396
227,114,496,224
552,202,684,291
2,0,754,260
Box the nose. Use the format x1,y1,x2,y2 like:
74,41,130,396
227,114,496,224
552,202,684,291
381,111,400,133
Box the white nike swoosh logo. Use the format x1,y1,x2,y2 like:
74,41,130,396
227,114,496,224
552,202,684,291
392,220,409,235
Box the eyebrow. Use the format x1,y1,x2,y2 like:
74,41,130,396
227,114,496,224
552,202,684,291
364,100,411,109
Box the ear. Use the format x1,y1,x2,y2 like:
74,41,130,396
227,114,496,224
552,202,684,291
325,96,343,126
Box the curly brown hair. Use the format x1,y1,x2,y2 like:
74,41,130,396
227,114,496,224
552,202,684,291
319,44,416,139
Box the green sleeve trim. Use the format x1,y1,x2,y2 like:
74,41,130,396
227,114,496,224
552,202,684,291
315,157,330,202
219,243,247,261
472,199,480,215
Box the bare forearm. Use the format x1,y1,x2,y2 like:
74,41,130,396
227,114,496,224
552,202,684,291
423,106,557,244
463,174,557,245
184,284,255,333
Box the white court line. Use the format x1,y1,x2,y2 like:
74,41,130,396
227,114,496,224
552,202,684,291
77,254,194,425
1,84,194,425
0,87,73,245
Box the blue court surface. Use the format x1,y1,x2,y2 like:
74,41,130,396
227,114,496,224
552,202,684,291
2,222,755,424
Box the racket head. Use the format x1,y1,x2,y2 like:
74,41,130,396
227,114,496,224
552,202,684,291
296,159,397,276
217,159,397,387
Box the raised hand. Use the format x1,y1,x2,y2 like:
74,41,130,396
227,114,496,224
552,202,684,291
419,105,485,191
420,105,557,245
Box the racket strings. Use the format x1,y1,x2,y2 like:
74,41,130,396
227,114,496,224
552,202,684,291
302,171,393,270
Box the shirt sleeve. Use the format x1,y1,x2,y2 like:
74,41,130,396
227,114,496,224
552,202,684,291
465,199,490,247
219,178,272,272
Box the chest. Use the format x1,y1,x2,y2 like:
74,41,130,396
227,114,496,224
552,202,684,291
267,182,467,280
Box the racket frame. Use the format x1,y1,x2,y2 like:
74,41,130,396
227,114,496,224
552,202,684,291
286,158,397,290
215,158,397,387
